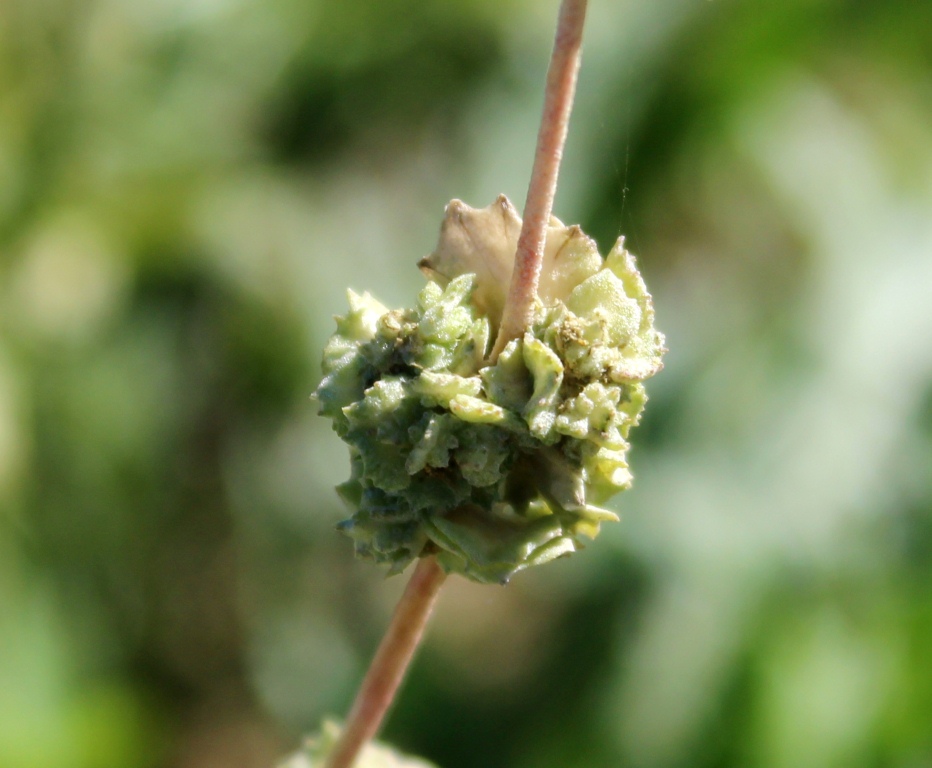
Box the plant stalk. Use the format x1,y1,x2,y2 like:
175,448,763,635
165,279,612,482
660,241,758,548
326,556,447,768
491,0,589,361
326,3,589,765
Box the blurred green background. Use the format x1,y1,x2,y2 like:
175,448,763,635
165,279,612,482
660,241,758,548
2,0,931,766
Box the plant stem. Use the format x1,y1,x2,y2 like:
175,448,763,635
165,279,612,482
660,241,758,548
491,0,588,362
326,557,447,768
326,4,589,765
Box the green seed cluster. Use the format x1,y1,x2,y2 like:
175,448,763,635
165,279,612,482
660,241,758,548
316,198,664,584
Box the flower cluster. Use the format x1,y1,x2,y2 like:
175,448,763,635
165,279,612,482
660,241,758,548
316,196,664,584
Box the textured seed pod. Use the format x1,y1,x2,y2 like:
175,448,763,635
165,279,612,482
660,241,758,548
315,197,665,584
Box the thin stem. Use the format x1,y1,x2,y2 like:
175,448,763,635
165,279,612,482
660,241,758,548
491,0,588,362
326,557,447,768
326,5,588,765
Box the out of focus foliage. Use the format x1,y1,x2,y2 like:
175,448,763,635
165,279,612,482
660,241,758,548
1,0,930,767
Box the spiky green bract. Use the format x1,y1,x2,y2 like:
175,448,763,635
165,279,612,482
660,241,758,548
279,721,438,768
316,197,664,584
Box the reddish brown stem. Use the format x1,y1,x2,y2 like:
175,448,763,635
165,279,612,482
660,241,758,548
326,4,589,766
491,0,589,361
326,557,447,768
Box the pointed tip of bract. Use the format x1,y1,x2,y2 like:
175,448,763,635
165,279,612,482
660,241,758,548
420,196,522,329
